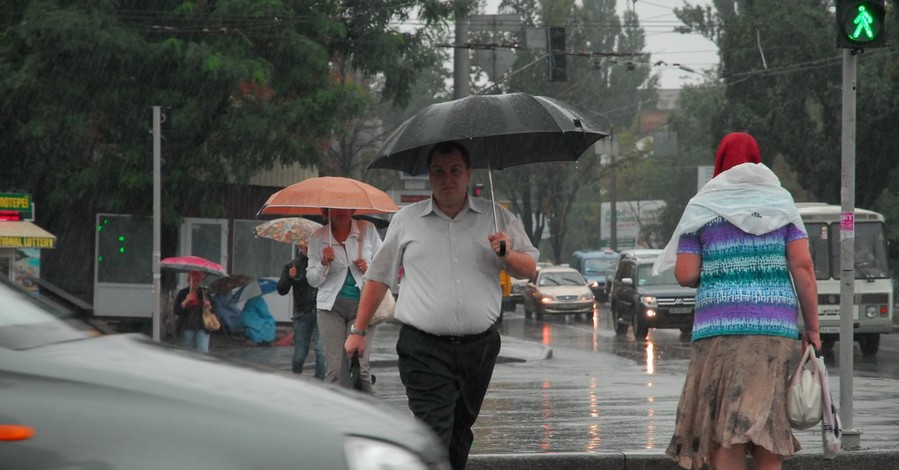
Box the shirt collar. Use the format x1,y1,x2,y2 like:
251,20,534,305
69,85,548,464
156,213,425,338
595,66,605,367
421,194,485,219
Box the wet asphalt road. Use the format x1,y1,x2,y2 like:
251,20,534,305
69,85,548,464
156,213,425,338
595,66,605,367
210,302,899,456
368,304,899,455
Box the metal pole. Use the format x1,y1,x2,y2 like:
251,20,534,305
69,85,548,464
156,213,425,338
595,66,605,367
839,48,860,450
453,14,470,99
609,128,617,251
152,106,162,342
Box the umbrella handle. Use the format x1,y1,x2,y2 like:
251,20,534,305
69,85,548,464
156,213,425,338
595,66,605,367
486,162,505,258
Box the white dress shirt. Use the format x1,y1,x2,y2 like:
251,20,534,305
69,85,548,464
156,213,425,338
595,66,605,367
365,196,538,336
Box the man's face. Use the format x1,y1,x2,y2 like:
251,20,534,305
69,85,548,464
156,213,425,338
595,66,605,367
428,149,471,207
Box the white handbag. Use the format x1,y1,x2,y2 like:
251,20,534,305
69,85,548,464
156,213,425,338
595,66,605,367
786,345,823,430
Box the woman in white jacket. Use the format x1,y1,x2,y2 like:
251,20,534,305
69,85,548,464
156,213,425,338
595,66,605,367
307,208,382,391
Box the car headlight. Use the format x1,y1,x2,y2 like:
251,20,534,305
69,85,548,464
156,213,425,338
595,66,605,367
539,294,554,304
344,436,433,470
578,293,594,301
640,295,657,308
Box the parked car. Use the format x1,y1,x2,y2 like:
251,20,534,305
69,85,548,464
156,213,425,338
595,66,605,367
0,277,448,470
523,266,595,320
569,249,619,302
609,249,696,340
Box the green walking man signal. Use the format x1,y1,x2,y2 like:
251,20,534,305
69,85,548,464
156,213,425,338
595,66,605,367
836,0,886,49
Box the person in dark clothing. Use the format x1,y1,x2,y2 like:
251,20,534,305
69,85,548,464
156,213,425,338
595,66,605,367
277,240,324,378
173,270,212,353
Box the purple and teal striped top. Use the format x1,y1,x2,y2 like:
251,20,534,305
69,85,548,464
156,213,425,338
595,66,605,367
677,217,807,342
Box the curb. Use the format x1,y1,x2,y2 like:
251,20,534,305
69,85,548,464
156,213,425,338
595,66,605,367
467,450,899,470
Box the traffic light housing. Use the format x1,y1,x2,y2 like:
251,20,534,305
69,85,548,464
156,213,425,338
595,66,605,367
836,0,886,49
472,183,485,197
146,107,172,172
547,27,567,82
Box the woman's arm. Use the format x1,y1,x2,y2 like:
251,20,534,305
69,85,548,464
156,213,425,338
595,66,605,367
306,230,330,288
675,253,701,288
787,238,821,351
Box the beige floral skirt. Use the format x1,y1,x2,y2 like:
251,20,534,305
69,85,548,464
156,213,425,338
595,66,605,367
666,335,800,469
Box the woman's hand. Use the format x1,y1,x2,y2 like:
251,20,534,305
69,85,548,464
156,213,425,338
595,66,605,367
353,258,368,274
803,329,822,353
322,246,336,267
183,291,199,307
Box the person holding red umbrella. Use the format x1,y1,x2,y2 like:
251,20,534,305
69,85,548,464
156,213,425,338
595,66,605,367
173,270,213,353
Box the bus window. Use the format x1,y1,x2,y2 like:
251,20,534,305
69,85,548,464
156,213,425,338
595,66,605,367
831,222,890,279
805,223,831,280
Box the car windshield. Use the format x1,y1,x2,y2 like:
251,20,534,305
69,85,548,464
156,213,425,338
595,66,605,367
637,265,678,286
0,280,90,350
583,258,616,274
539,272,586,286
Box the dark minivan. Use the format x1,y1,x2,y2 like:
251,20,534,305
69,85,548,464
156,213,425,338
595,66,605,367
609,249,696,340
569,249,619,302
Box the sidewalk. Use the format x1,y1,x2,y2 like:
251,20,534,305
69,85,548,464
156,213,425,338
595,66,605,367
209,321,899,470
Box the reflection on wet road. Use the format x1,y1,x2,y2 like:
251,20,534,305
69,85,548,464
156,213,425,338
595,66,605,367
372,303,899,454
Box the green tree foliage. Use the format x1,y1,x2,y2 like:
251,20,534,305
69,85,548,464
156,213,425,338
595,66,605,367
491,0,656,263
0,0,455,292
673,0,899,210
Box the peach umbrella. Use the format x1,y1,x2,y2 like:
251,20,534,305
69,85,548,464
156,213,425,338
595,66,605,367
257,176,399,217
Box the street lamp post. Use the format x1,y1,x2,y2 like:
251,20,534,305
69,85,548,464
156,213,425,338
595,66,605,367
591,112,617,250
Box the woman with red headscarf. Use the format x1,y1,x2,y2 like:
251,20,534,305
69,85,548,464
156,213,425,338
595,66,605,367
653,132,821,470
173,270,213,352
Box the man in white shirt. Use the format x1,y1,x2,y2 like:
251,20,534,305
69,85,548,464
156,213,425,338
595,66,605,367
345,141,538,469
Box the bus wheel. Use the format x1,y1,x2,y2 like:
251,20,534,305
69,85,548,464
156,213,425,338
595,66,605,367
859,334,880,357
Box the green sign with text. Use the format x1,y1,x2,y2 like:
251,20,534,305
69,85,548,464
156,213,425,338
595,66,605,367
0,193,33,219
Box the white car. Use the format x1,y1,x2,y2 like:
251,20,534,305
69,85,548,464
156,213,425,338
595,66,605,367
523,266,595,320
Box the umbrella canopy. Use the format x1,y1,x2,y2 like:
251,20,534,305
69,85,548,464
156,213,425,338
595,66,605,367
208,274,255,295
233,278,278,308
369,92,609,175
254,218,323,245
160,255,228,277
257,176,400,217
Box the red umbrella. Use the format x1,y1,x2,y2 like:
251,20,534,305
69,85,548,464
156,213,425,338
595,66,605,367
160,255,228,277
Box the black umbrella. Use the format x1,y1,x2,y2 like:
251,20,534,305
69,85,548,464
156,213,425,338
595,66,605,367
371,93,608,175
369,92,609,254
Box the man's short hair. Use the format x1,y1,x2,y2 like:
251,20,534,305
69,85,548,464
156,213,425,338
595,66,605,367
427,141,471,169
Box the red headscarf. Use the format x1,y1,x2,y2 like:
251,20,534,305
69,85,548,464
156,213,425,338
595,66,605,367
713,132,761,177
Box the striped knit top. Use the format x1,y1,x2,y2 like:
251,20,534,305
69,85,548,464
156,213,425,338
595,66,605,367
677,216,807,342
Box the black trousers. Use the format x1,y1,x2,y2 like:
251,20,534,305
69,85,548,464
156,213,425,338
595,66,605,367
396,324,501,470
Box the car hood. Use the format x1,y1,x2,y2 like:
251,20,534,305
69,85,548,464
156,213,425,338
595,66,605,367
540,285,592,297
636,284,696,297
1,334,445,469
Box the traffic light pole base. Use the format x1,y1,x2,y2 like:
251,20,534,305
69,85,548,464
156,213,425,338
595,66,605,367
842,429,862,451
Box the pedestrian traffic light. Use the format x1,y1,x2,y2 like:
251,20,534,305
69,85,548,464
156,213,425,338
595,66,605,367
547,27,567,82
472,183,485,197
836,0,886,49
